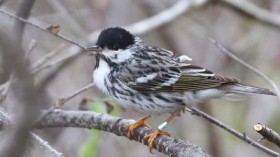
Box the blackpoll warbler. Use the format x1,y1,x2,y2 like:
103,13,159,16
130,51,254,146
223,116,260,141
86,27,276,151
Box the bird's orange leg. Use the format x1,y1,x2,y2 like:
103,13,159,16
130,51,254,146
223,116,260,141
125,115,152,138
143,112,179,152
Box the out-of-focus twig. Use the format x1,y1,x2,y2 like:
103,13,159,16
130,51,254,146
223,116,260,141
0,75,13,104
31,132,64,157
25,39,37,59
0,107,63,157
254,123,280,148
0,30,41,157
14,0,36,41
0,0,208,72
35,109,210,157
36,54,77,90
0,9,85,50
0,0,5,6
31,54,78,73
43,0,209,71
222,0,280,28
56,82,95,107
187,107,280,157
47,0,87,38
34,83,95,125
124,0,208,35
139,0,183,54
182,18,279,100
208,37,280,102
0,2,41,156
30,43,67,74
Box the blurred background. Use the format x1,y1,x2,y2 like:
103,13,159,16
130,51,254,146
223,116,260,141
1,0,280,157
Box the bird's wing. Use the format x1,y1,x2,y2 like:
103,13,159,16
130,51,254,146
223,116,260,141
160,64,240,92
117,61,239,93
116,46,239,93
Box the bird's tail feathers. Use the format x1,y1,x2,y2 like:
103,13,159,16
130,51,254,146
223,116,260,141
223,83,276,96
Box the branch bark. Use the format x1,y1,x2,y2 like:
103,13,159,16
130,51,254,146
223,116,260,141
35,110,210,157
254,123,280,148
187,107,280,157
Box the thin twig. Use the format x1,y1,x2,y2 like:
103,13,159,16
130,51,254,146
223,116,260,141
44,0,208,70
25,39,37,59
30,53,75,73
183,19,279,100
222,0,280,27
34,83,95,125
0,107,63,157
0,75,13,103
30,43,67,73
208,37,280,102
0,82,9,103
254,123,280,148
0,9,85,50
58,82,95,105
30,132,64,157
35,109,210,157
187,107,280,157
14,0,36,41
47,0,87,38
36,55,77,90
0,0,208,72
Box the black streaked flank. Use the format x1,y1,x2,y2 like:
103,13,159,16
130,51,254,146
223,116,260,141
130,99,136,104
171,97,183,103
154,94,172,103
145,105,150,109
135,95,143,101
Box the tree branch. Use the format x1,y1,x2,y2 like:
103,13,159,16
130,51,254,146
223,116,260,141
0,28,41,157
124,0,208,35
34,83,95,125
254,123,280,148
207,37,280,102
0,9,85,49
30,132,64,157
221,0,280,28
30,43,67,74
35,110,210,157
187,107,280,157
46,0,87,38
14,0,36,41
0,0,209,72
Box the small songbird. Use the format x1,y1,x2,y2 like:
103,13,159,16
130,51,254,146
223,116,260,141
86,27,276,151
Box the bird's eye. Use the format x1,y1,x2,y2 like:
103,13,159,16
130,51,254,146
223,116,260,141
113,44,119,50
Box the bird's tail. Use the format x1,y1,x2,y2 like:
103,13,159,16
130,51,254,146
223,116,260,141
224,83,276,96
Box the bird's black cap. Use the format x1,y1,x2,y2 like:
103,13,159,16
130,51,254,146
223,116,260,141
96,27,135,51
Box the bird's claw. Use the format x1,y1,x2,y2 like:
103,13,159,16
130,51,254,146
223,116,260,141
125,115,151,139
143,129,170,153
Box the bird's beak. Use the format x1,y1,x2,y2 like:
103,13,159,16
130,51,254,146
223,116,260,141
85,45,103,55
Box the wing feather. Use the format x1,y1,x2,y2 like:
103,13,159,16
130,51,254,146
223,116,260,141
116,49,239,93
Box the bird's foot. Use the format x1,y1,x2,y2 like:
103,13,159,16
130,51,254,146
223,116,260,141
125,115,151,138
143,129,170,152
